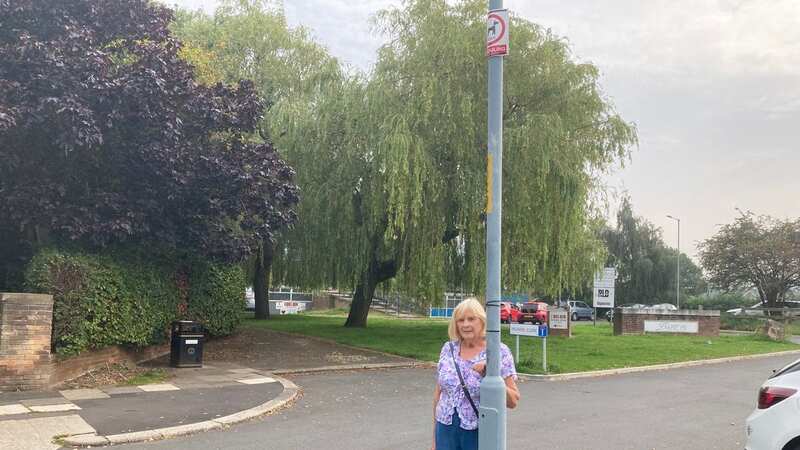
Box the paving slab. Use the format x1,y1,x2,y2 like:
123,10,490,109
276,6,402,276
0,414,95,450
102,386,143,395
0,391,57,406
60,388,110,401
29,403,80,413
236,377,276,385
138,383,180,392
19,397,70,407
227,368,260,374
0,404,29,416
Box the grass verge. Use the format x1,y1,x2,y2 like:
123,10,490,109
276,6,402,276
243,312,799,374
124,368,170,385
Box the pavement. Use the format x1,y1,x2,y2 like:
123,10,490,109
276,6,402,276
112,352,800,450
0,327,420,449
2,322,796,449
0,362,291,449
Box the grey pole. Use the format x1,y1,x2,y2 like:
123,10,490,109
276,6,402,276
480,1,506,449
667,215,681,309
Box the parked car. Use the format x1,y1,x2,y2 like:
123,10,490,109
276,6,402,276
651,303,678,311
564,300,594,321
605,303,650,322
727,301,800,317
745,357,800,450
519,302,548,324
500,302,522,324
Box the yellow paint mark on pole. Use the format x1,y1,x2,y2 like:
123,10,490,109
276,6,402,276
486,153,494,214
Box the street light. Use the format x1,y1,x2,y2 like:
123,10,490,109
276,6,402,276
666,215,680,309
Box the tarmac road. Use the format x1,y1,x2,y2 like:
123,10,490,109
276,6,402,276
108,353,799,450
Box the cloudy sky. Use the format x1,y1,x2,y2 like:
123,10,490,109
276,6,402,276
166,0,800,259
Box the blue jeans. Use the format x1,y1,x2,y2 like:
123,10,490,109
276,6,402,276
435,411,478,450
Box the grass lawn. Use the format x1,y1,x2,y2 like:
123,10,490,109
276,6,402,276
242,312,800,375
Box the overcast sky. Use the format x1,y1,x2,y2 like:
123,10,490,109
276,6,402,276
165,0,800,260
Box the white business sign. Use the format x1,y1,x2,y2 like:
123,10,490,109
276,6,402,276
276,301,306,315
549,308,568,330
593,267,617,308
644,320,699,334
486,9,509,56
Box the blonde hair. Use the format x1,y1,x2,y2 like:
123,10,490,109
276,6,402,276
448,297,487,341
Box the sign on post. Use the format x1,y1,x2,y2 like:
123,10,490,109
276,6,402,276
510,323,548,337
549,308,568,330
509,323,548,372
486,9,509,56
593,267,617,308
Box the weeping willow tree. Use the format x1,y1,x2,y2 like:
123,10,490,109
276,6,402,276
269,0,636,327
172,0,343,319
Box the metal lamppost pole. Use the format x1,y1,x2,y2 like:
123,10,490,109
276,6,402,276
481,1,507,449
667,215,681,309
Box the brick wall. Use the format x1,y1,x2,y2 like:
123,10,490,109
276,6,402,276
613,308,720,337
0,292,171,391
0,293,54,391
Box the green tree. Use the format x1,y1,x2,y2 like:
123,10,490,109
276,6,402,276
276,0,637,327
603,197,705,304
172,0,338,319
175,0,637,327
0,0,298,290
699,212,800,309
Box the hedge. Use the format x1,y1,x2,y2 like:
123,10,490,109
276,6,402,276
25,247,245,356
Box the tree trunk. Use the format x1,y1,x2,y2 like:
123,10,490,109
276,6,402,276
254,241,273,320
344,256,397,328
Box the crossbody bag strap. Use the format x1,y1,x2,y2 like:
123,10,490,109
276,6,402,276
449,341,479,416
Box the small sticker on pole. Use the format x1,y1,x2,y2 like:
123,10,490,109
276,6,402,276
486,9,509,57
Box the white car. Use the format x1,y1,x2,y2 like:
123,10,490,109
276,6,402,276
650,303,678,310
745,358,800,450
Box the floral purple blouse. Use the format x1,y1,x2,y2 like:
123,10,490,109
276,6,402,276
435,340,516,430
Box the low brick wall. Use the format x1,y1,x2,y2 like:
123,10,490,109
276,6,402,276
613,308,720,336
50,343,170,388
0,292,171,391
0,293,54,391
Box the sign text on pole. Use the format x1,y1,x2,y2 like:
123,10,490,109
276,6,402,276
593,267,617,308
486,9,509,56
510,323,548,337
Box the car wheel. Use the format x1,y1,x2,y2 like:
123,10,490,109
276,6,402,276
571,312,578,322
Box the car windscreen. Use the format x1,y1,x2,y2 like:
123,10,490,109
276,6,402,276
771,359,800,379
523,304,539,312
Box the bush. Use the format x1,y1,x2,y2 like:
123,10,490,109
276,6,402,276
25,248,181,356
186,260,246,336
25,247,245,356
683,292,753,311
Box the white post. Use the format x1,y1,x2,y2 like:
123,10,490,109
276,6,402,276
515,335,519,363
542,336,547,373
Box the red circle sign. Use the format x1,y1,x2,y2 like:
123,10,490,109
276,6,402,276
487,13,506,46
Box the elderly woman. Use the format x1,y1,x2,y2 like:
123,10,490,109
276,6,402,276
431,298,519,450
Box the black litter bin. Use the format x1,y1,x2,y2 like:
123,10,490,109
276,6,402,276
170,321,204,368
